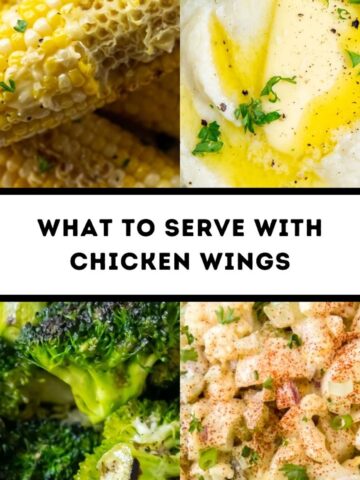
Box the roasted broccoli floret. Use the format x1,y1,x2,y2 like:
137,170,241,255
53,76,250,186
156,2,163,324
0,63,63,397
17,302,179,423
0,302,45,341
0,418,100,480
76,398,180,480
0,337,31,418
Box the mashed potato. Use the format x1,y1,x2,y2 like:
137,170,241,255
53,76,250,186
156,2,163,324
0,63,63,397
181,0,360,187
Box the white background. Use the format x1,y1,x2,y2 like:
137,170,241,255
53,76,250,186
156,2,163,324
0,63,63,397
0,193,356,296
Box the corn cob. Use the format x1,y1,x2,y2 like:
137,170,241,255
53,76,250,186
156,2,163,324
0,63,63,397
0,113,179,187
106,69,179,138
0,0,180,147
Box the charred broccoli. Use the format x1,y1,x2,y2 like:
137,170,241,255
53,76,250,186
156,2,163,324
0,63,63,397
0,418,100,480
17,302,179,423
0,302,45,341
76,398,180,480
0,337,31,418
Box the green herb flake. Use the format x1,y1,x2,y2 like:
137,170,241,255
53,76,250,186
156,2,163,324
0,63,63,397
180,349,198,363
254,370,259,380
38,156,53,173
280,464,309,480
287,333,302,349
181,325,195,345
337,7,351,19
199,448,218,471
253,302,270,322
0,79,16,93
241,446,260,465
330,414,353,431
215,306,240,325
302,416,308,422
235,99,281,134
347,50,360,68
189,414,203,433
192,121,223,155
349,0,360,3
263,377,273,390
14,19,28,33
260,75,297,103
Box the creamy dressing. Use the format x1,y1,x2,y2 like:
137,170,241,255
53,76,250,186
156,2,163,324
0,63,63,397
181,0,360,187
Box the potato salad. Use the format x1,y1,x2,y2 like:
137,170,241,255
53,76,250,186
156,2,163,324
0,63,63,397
181,302,360,480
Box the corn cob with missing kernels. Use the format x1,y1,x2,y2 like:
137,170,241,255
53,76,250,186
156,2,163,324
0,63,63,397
0,113,179,187
106,69,179,138
0,0,179,147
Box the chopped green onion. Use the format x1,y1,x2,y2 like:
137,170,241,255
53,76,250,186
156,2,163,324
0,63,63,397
263,377,273,390
189,414,203,433
181,325,195,345
181,349,198,362
330,414,353,430
241,446,260,465
199,448,218,471
288,333,302,349
0,79,16,93
254,370,259,380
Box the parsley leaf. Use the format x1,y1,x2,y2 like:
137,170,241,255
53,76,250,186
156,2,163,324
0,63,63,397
181,349,198,362
181,325,195,345
349,0,360,3
189,414,203,433
38,155,53,173
14,19,28,33
337,7,351,19
253,302,270,322
241,446,260,465
235,99,281,134
280,464,309,480
347,50,360,67
215,306,240,324
288,333,302,349
261,76,297,103
0,79,16,93
192,121,223,155
263,377,273,390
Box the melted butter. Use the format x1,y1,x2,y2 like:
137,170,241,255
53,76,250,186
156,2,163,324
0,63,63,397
183,0,360,187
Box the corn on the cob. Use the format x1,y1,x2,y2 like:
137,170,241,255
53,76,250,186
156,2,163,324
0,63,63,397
0,113,179,187
106,69,179,138
0,0,179,147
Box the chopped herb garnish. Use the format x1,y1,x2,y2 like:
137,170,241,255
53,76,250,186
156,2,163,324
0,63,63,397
38,155,53,173
122,158,130,168
330,414,353,430
215,306,240,324
181,325,195,345
199,448,218,471
347,50,360,68
288,333,302,349
189,414,203,433
349,0,360,3
254,370,259,380
337,7,351,19
263,377,273,390
253,302,270,322
235,98,281,134
241,446,260,465
302,416,308,422
0,79,16,93
280,464,309,480
14,19,28,33
260,76,297,103
192,121,223,155
180,349,198,362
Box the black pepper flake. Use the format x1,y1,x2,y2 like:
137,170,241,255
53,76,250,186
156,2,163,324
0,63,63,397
330,28,336,34
242,90,249,96
201,119,208,126
352,19,359,29
219,103,227,112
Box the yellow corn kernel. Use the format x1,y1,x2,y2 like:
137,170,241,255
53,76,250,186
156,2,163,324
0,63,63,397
44,57,62,75
42,75,58,90
0,114,179,188
53,33,69,49
78,60,94,78
7,51,23,67
68,69,85,88
40,38,58,56
0,55,7,72
11,33,26,51
83,78,99,96
47,10,65,30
